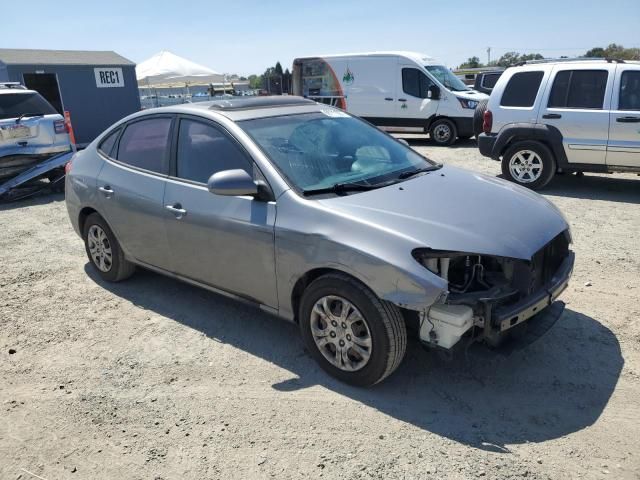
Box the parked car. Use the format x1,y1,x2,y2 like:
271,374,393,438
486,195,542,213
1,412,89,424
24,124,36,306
0,82,70,181
473,70,503,95
477,59,640,189
65,96,574,386
292,52,488,145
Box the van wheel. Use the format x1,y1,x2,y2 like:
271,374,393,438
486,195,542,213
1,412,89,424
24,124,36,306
299,273,407,386
429,118,457,146
501,141,556,190
83,213,135,282
473,99,488,136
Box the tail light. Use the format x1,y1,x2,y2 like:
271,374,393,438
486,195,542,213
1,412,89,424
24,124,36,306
54,119,66,134
482,110,493,134
64,160,73,174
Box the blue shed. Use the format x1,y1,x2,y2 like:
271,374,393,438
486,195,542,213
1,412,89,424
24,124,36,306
0,48,141,146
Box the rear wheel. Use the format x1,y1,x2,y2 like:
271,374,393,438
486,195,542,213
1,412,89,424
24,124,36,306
429,118,457,146
83,213,135,282
299,273,407,386
501,141,556,190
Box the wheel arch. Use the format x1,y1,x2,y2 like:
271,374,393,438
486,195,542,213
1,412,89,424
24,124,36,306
494,123,567,168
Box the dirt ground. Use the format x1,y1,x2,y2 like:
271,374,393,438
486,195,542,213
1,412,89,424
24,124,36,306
1,138,639,480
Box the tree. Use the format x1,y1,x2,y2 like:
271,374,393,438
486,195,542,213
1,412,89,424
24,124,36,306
585,43,640,60
459,56,482,69
248,74,262,89
490,51,543,67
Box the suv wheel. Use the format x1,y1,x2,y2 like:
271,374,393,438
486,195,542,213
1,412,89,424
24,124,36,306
429,118,457,146
473,99,488,136
299,273,407,386
83,213,135,282
502,141,556,190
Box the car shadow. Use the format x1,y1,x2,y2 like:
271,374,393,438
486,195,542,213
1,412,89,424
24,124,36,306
85,265,623,452
541,173,640,204
0,188,63,210
397,136,478,149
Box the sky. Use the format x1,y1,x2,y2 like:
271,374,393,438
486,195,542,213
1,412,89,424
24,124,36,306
2,0,639,76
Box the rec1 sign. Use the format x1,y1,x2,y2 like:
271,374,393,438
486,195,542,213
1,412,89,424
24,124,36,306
94,68,125,88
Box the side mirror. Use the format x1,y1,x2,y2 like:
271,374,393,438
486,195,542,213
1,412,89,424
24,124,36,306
208,169,258,197
397,138,410,146
427,85,440,100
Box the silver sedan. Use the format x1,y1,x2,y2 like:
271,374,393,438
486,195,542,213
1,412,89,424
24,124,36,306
65,97,574,386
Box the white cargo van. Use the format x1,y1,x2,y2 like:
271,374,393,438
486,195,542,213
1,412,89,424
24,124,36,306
292,51,488,145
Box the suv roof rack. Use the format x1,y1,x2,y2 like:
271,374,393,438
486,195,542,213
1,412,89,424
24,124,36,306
208,96,316,111
0,82,28,90
513,57,626,67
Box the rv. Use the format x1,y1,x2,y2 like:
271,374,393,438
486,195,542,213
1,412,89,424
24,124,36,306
292,51,488,145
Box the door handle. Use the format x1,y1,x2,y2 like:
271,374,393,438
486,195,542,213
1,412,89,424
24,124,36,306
542,113,562,119
384,97,393,101
616,116,640,123
98,186,114,196
165,203,187,218
398,98,407,102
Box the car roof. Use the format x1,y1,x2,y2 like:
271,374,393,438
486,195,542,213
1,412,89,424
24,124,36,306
296,51,441,65
142,96,330,121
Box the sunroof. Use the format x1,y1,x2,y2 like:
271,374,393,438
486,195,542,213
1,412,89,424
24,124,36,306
208,96,316,111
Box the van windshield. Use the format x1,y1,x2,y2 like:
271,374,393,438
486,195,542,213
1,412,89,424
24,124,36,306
239,111,437,194
425,65,470,92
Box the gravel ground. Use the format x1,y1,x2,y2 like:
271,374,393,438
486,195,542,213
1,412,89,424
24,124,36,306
1,137,639,480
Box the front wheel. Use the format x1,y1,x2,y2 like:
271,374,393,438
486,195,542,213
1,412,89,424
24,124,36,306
429,118,457,146
299,273,407,386
501,141,556,190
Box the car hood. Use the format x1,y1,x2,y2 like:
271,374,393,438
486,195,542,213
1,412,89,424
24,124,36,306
455,90,489,101
318,166,569,260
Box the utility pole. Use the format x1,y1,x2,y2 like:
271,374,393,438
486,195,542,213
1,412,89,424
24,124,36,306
487,47,491,65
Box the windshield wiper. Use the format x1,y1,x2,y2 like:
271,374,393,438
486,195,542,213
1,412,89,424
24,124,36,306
302,181,380,196
397,165,442,179
16,113,44,123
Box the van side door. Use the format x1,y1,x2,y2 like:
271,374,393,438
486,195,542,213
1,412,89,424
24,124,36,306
396,66,438,125
607,64,640,167
537,64,615,165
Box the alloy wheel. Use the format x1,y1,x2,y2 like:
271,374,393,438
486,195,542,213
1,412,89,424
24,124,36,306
87,225,113,272
310,295,372,372
509,150,543,183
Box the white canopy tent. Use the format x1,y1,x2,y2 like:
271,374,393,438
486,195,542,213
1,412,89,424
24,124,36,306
136,50,224,87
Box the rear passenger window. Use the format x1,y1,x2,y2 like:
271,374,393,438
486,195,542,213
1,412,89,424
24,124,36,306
176,119,252,184
116,118,172,174
619,71,640,111
548,70,608,109
402,68,434,99
500,71,544,107
482,74,500,89
98,129,119,157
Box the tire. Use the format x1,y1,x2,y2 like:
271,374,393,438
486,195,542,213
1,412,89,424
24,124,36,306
473,99,488,136
299,273,407,386
501,141,556,190
429,118,457,146
83,213,135,282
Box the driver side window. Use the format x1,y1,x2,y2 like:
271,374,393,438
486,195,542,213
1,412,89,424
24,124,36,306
402,68,434,99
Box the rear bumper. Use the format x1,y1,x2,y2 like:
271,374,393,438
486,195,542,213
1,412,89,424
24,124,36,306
477,133,498,159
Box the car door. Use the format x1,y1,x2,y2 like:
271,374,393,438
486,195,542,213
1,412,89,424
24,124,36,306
607,65,640,167
396,67,438,123
538,65,615,165
96,115,173,270
162,116,277,307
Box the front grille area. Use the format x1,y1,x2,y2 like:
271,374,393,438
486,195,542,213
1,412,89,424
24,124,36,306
513,231,570,296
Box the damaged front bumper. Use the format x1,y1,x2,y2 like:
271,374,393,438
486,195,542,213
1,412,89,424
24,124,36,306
420,251,575,350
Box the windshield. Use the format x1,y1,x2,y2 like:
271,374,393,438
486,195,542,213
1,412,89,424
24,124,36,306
239,111,436,193
0,92,57,120
425,65,470,92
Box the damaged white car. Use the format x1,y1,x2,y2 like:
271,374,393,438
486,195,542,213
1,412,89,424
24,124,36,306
66,97,574,386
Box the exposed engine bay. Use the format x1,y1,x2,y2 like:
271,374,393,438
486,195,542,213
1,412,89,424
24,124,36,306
412,231,572,349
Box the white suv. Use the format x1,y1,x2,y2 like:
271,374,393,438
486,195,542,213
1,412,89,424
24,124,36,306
477,59,640,189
